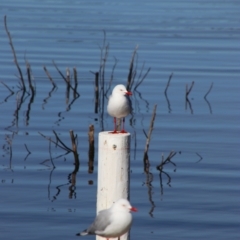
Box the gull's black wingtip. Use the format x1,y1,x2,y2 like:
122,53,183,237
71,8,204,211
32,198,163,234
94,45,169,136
76,229,88,236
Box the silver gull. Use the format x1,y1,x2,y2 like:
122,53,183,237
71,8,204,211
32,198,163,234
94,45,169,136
76,198,137,239
107,84,132,133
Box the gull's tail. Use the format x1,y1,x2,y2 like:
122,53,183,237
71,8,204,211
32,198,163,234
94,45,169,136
76,229,88,236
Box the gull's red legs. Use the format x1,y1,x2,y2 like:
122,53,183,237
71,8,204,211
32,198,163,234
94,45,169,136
120,117,127,133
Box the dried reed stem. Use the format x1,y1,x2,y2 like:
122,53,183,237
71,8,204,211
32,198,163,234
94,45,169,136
4,15,25,91
88,125,95,173
164,72,173,95
204,82,213,99
95,72,99,113
43,66,57,88
127,45,138,91
143,104,157,159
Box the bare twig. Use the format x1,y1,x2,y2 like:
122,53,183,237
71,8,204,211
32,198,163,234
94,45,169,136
105,56,118,97
196,152,203,163
157,151,177,196
204,82,213,99
186,81,194,98
99,30,109,87
142,129,148,138
0,81,14,94
185,81,194,114
24,143,31,161
159,169,172,196
204,82,213,114
66,68,71,84
156,151,177,171
52,60,67,81
88,125,95,173
42,85,57,109
134,66,151,91
164,73,174,113
52,130,72,152
4,15,25,91
94,72,99,113
69,130,79,166
164,72,173,95
72,67,79,99
73,67,77,83
66,93,80,111
43,66,57,88
126,45,138,91
5,135,13,165
143,104,157,159
26,60,35,96
39,131,71,152
48,140,55,169
0,81,15,104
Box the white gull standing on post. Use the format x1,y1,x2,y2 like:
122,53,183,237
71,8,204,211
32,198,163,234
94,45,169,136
107,84,132,133
76,198,137,240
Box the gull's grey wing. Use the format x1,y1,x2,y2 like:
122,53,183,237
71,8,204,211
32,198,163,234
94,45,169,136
86,209,112,235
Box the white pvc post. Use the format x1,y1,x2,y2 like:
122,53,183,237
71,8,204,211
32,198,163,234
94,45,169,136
97,131,131,240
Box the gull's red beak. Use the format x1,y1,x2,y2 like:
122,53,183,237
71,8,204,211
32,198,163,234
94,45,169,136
130,207,138,212
125,91,132,96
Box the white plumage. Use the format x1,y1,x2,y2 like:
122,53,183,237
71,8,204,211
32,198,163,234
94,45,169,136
107,84,132,133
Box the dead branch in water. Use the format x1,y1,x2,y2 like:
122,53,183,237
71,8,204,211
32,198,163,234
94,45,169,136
142,114,156,217
126,45,138,91
52,60,67,81
94,72,99,113
186,81,194,99
73,67,78,97
142,104,157,213
25,60,35,95
133,65,151,91
52,61,79,98
69,130,79,167
66,68,71,84
185,81,194,114
204,82,213,114
0,81,14,94
164,72,173,95
99,30,109,86
88,125,95,173
4,15,26,91
94,31,109,131
156,151,177,171
164,73,174,113
157,151,177,196
48,140,55,169
195,152,203,163
204,82,213,99
143,104,157,160
43,66,57,88
0,81,14,103
39,130,71,152
24,143,31,161
39,130,80,168
105,56,118,97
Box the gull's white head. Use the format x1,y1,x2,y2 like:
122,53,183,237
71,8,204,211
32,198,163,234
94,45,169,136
112,198,137,212
112,84,132,96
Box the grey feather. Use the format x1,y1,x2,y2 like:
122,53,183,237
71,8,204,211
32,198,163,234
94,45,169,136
86,209,112,234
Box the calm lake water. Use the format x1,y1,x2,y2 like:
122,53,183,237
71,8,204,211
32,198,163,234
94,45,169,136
0,0,239,239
